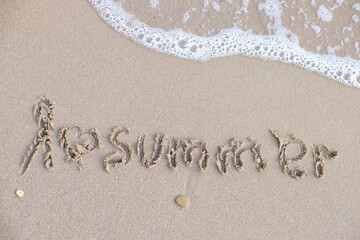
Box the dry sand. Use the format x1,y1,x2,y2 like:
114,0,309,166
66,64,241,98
1,0,360,239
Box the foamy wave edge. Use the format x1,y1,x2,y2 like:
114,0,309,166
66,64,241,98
89,0,360,88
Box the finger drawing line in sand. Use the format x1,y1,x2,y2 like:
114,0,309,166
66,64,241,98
270,130,307,179
167,138,185,171
19,97,340,179
104,127,132,173
183,140,210,173
216,138,267,176
20,97,55,175
58,126,102,171
137,133,166,169
167,138,210,172
137,135,210,172
312,144,339,179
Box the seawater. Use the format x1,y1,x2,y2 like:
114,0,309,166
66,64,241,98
89,0,360,88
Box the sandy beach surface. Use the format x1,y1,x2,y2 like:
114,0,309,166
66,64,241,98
1,0,360,239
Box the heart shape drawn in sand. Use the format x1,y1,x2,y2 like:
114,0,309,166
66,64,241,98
58,126,102,171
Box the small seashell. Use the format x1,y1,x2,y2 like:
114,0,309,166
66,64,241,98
175,196,190,208
16,189,24,198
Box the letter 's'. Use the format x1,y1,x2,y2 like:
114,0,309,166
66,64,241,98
104,127,132,173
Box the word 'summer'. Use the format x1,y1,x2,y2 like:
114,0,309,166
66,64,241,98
20,97,339,180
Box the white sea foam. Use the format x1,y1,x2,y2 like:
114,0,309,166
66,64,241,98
89,0,360,88
353,3,360,12
353,14,359,23
311,24,321,34
182,9,191,24
317,5,333,22
149,0,159,9
211,1,221,11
